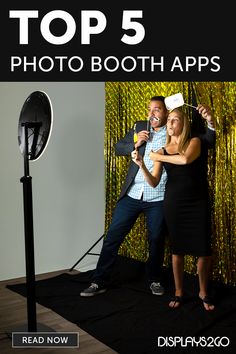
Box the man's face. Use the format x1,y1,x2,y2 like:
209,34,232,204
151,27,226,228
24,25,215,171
147,100,168,130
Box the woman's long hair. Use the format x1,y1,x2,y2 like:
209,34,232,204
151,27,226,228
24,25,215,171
166,108,191,153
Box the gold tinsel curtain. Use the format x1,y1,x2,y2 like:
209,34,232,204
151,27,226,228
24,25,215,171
104,82,236,285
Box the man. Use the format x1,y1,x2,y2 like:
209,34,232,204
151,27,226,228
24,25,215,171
80,95,216,297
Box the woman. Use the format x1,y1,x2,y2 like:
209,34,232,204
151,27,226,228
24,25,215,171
131,108,214,311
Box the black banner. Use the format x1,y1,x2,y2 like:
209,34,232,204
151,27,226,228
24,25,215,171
1,1,234,81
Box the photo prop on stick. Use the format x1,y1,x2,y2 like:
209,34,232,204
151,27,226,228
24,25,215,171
133,123,138,143
164,93,197,111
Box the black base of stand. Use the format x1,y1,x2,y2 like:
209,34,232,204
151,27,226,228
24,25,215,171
6,323,55,338
69,234,104,271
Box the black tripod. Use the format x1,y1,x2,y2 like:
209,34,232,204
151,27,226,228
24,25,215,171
69,234,104,271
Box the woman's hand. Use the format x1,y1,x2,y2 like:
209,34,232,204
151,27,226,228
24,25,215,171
149,150,163,162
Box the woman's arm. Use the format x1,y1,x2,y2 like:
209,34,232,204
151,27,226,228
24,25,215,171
149,137,201,165
131,150,163,187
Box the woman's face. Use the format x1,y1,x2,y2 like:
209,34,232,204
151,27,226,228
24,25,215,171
167,111,184,137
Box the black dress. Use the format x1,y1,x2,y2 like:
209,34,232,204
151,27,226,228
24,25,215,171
163,145,212,256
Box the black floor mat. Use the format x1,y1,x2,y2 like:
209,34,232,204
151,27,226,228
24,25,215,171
6,256,236,354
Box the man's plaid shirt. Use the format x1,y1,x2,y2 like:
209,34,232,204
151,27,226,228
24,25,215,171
127,125,167,202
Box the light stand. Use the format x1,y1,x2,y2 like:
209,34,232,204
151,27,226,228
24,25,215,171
7,91,53,336
20,122,41,331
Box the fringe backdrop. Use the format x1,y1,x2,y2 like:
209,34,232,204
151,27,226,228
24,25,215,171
104,82,236,285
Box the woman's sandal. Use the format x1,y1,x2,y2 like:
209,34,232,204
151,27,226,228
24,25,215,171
200,295,215,311
169,295,183,309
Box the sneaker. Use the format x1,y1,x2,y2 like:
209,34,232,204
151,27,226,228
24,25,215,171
150,282,165,295
80,283,107,297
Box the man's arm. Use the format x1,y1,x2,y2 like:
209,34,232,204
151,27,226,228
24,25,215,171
131,150,163,187
115,122,149,156
196,104,216,149
198,127,216,149
115,127,136,156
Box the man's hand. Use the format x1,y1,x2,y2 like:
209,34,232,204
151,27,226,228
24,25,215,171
134,130,149,149
131,149,143,167
196,104,215,129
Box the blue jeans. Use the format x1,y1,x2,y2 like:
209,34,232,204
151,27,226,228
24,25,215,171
92,195,166,287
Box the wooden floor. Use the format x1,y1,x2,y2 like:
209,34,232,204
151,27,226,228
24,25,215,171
0,270,118,354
